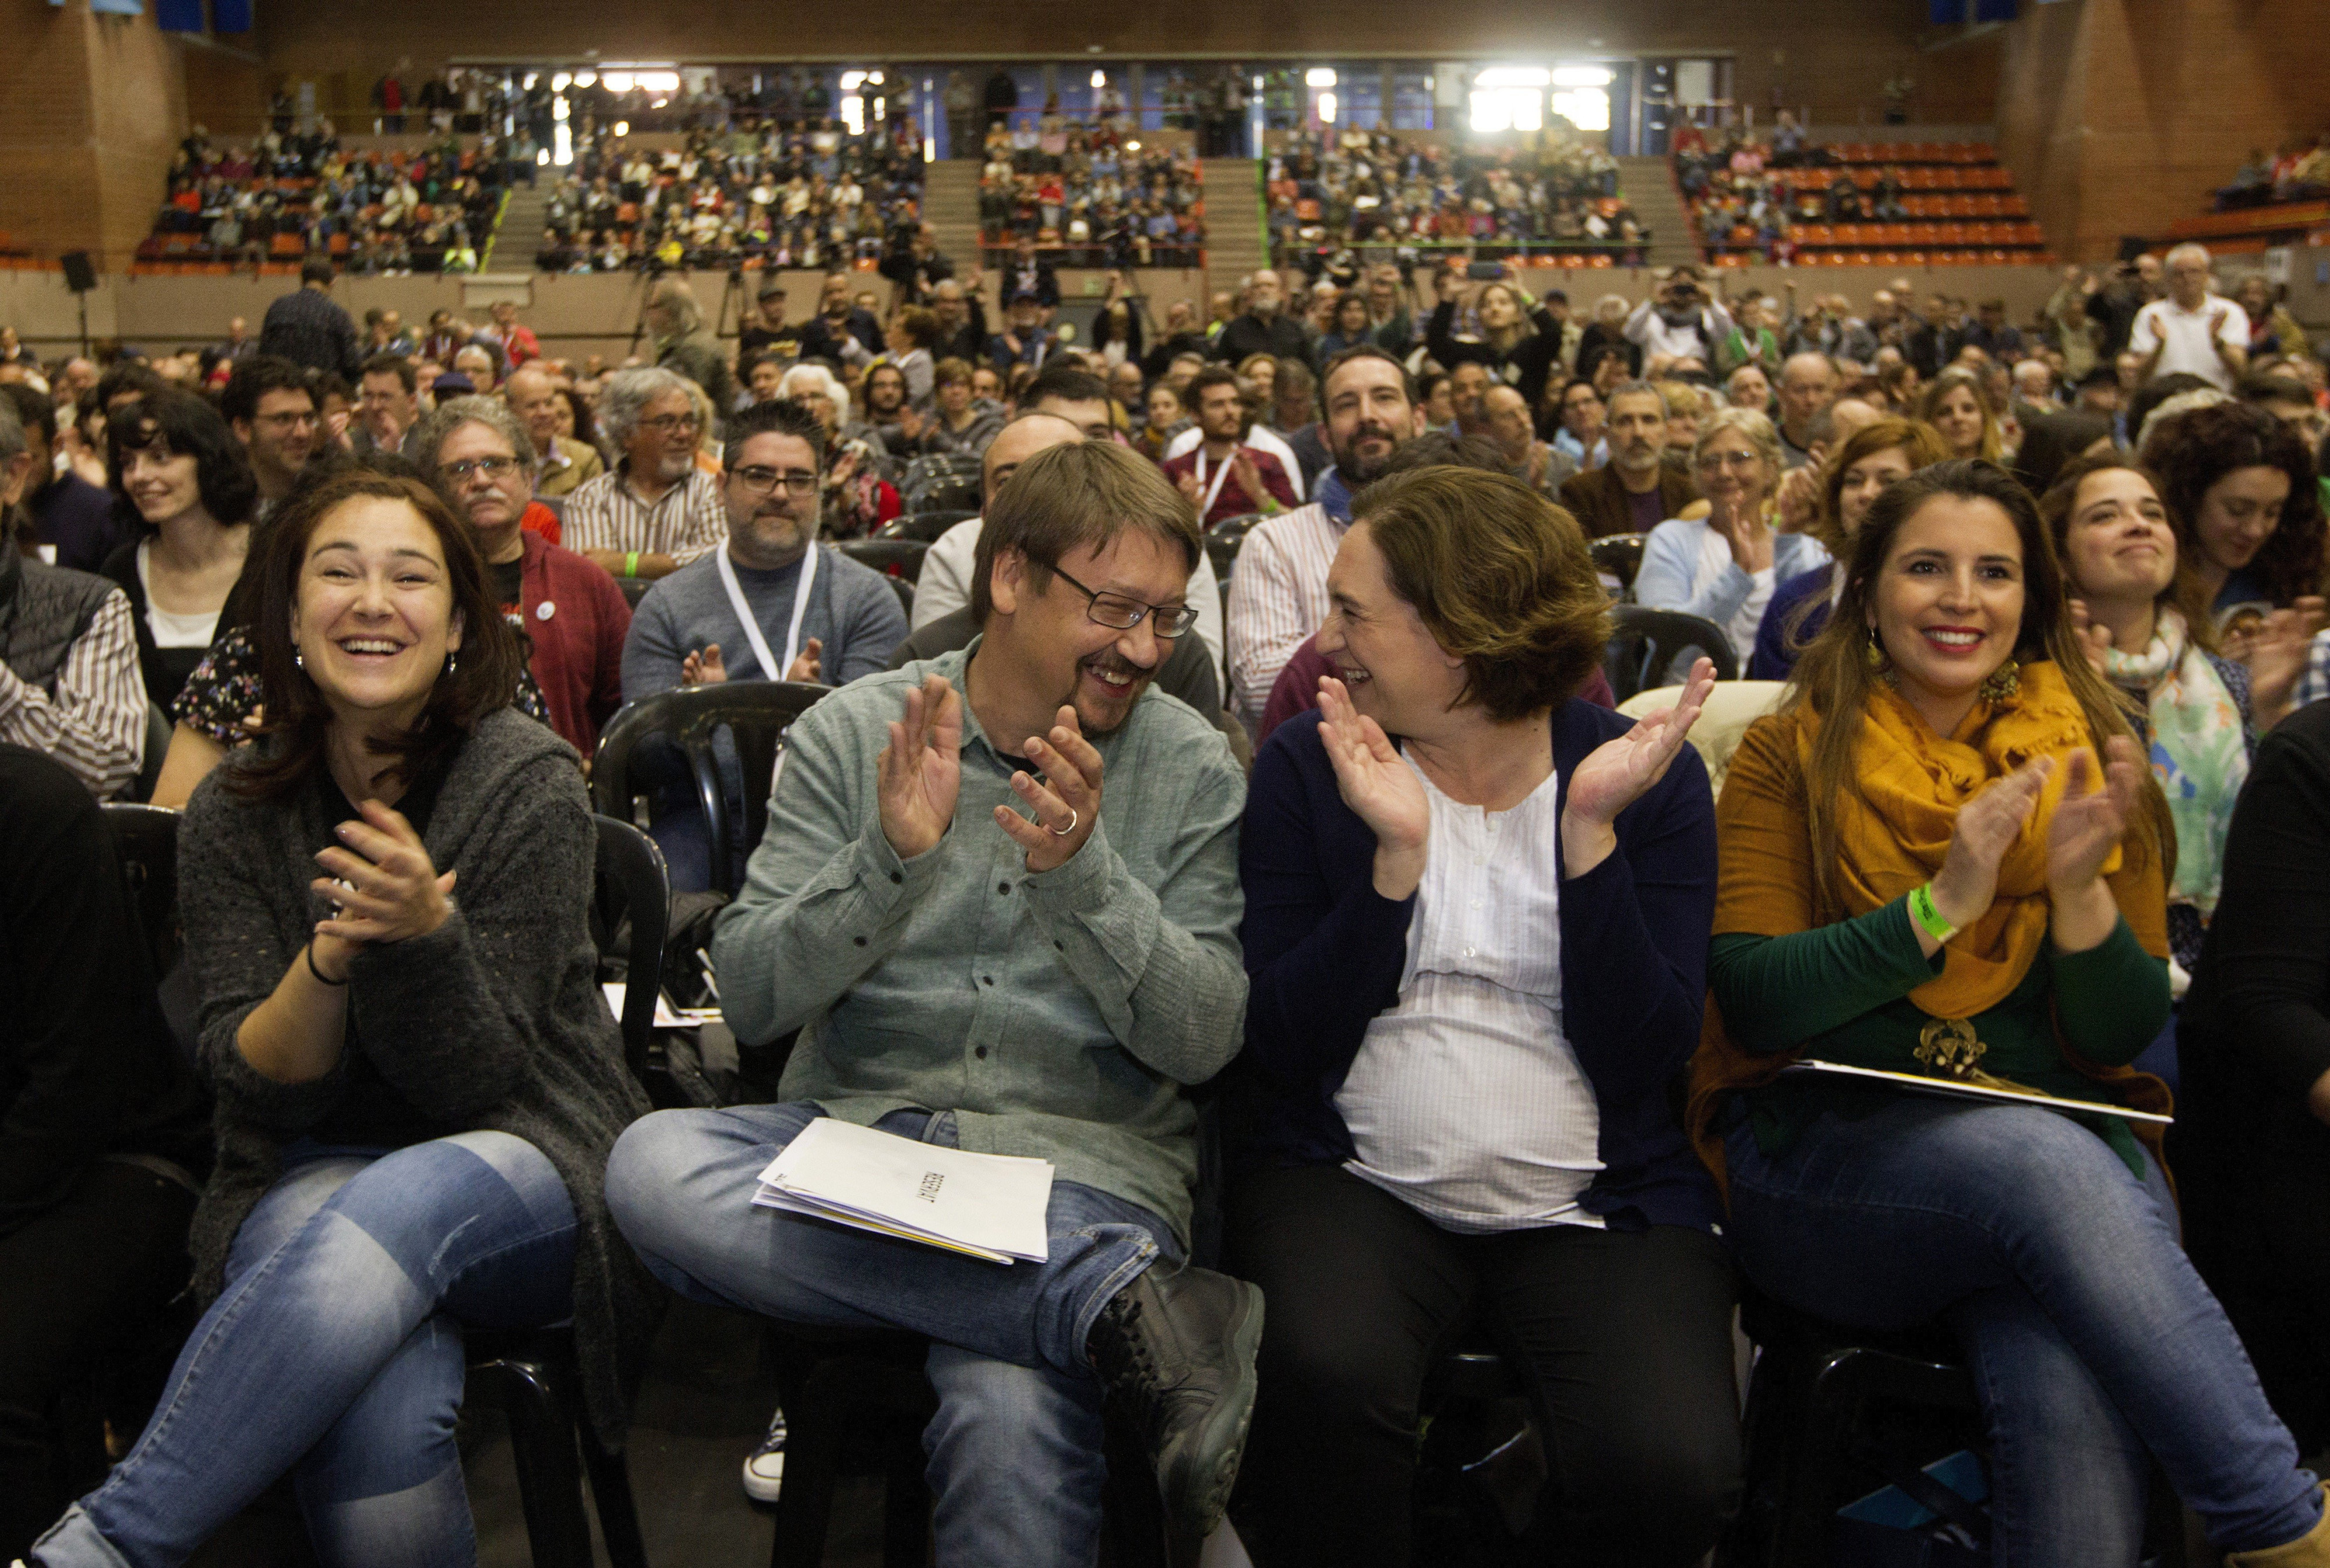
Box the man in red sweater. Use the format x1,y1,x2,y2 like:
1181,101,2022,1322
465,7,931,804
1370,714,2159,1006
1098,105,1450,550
414,397,631,757
1163,365,1298,526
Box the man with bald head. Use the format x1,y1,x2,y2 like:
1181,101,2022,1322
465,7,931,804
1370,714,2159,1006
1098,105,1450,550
505,362,605,499
1775,351,1838,468
910,412,1227,682
1214,269,1309,365
929,274,990,365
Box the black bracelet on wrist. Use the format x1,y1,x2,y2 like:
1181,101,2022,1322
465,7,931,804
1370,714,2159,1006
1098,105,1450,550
305,943,348,987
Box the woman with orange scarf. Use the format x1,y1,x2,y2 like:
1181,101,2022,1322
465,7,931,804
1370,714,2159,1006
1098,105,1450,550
1688,461,2330,1566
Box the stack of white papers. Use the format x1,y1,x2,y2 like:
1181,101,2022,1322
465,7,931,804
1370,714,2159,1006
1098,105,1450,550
601,982,721,1030
752,1118,1055,1264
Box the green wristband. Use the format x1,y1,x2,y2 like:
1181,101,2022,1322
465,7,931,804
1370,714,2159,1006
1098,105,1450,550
1909,882,1959,944
624,552,640,579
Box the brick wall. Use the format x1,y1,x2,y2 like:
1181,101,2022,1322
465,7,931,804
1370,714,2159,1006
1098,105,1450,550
1999,0,2330,261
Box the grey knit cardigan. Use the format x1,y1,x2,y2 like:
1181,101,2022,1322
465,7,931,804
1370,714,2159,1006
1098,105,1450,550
177,708,660,1446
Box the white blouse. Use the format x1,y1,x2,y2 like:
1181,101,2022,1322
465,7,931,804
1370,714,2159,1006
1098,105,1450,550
1333,754,1605,1232
136,538,221,649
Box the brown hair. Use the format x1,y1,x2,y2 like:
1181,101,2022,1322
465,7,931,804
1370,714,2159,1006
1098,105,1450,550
970,441,1201,625
933,356,975,390
230,468,524,800
2039,451,2218,661
896,306,942,352
1810,418,1954,556
1353,465,1609,722
2141,399,2324,606
1782,459,2160,921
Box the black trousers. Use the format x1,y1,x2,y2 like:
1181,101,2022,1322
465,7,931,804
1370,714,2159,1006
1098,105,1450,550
0,1161,195,1558
1226,1162,1741,1568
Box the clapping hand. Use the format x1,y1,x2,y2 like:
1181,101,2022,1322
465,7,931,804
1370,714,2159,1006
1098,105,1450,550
309,799,457,975
877,673,962,860
785,637,824,684
1928,757,2050,934
2065,598,2113,675
2045,738,2144,895
681,644,729,686
997,707,1103,873
1316,674,1429,899
1561,658,1715,876
2242,596,2326,728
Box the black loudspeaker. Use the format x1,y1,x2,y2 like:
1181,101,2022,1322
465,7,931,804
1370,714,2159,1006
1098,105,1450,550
60,251,96,293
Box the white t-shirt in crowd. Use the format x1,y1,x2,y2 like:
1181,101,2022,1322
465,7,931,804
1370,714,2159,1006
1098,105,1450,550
2130,294,2250,391
1161,423,1307,502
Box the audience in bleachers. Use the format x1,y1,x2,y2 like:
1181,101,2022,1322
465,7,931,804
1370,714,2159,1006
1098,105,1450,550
12,131,2330,1563
1676,131,2046,264
979,123,1205,267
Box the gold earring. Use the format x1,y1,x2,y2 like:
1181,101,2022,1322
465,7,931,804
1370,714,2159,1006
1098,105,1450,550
1864,625,1890,674
1979,657,2020,703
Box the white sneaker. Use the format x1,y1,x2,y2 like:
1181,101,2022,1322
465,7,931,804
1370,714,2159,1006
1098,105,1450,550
740,1405,787,1503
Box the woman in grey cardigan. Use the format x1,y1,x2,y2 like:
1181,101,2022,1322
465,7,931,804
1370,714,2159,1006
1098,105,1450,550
29,469,656,1568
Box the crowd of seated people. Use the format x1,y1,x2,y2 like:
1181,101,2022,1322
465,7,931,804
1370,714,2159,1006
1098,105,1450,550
535,117,927,274
2213,132,2330,210
10,227,2330,1568
976,115,1206,268
144,123,517,276
1674,125,2043,263
1264,123,1643,267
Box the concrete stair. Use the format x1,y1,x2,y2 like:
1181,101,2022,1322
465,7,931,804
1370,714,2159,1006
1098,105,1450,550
483,179,549,271
1616,156,1703,270
1199,158,1265,289
920,159,982,269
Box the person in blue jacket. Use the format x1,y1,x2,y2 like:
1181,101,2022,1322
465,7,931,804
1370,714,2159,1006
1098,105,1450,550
1224,463,1739,1567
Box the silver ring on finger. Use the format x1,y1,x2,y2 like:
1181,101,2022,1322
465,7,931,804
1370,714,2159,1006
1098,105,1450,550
1047,807,1079,838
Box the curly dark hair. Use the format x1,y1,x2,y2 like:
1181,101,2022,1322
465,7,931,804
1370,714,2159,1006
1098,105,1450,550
1352,465,1608,722
2140,400,2324,606
229,468,525,800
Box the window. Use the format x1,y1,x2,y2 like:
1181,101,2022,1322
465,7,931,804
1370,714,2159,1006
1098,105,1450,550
1468,66,1548,133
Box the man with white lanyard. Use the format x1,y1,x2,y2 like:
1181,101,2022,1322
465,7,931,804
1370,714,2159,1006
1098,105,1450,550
618,400,910,888
1163,364,1299,527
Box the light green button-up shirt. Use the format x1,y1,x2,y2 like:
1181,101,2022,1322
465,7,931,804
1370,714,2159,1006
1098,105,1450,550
710,642,1249,1241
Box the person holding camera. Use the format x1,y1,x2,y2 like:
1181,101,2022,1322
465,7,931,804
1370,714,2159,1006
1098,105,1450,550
1625,268,1736,370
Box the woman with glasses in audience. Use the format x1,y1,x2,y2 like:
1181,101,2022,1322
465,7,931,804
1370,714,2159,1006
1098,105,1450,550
97,390,258,711
1689,460,2330,1568
2141,400,2325,627
1636,407,1828,672
1750,417,1951,679
1917,366,2006,464
911,356,1006,458
25,469,654,1568
1233,465,1738,1568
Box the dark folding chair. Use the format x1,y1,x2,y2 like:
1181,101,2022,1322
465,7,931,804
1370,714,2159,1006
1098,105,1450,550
834,536,930,584
591,681,830,896
878,507,980,543
101,802,198,1060
1602,605,1737,704
1587,532,1650,594
616,574,655,608
458,815,666,1568
1206,511,1268,549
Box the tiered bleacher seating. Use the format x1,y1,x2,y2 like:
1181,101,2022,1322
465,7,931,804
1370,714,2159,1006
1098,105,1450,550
2156,200,2330,256
1681,140,2053,268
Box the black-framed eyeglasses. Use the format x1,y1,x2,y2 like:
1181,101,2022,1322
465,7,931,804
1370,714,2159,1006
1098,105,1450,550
729,465,820,497
1048,564,1198,638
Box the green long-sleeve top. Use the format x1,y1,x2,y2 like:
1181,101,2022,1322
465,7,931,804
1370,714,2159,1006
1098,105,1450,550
1709,893,2172,1177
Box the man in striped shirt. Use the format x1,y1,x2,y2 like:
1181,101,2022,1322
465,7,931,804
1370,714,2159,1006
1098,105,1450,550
0,403,146,800
560,366,728,585
1226,347,1422,725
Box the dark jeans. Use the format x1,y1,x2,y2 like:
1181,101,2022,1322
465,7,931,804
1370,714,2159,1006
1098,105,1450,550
1225,1162,1741,1568
0,1163,195,1560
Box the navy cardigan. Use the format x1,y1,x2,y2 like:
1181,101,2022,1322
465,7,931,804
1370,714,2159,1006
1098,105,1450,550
1228,701,1722,1232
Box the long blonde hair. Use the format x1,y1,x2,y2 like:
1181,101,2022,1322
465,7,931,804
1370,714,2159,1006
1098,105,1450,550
1916,367,2004,463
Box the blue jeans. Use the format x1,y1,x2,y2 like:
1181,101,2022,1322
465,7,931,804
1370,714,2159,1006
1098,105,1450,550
605,1103,1176,1567
1724,1099,2321,1565
34,1132,577,1568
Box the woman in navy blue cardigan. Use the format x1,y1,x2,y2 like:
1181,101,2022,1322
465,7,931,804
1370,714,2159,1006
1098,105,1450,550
1226,465,1739,1568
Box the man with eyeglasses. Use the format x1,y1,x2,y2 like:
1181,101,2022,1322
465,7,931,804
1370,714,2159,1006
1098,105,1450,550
605,438,1262,1562
563,366,729,584
412,396,631,756
220,356,322,516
